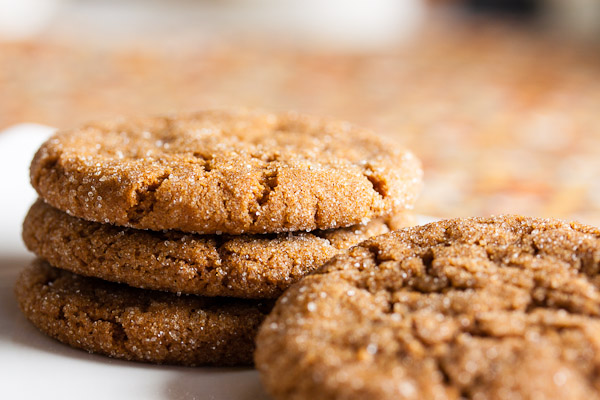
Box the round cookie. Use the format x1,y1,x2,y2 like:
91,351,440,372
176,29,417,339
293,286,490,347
22,200,414,299
30,109,422,234
256,215,600,400
16,260,272,366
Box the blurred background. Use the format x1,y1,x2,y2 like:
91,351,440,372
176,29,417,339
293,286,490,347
1,0,600,225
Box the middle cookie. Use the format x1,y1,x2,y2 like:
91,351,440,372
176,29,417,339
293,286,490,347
23,200,413,299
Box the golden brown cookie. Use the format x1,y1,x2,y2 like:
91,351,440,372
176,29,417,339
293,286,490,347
22,200,415,298
16,260,272,366
256,215,600,400
30,110,422,234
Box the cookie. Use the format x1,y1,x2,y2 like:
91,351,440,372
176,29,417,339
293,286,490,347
22,200,414,299
30,109,422,234
256,215,600,400
16,260,272,366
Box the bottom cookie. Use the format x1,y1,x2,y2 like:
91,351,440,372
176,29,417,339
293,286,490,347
16,259,272,366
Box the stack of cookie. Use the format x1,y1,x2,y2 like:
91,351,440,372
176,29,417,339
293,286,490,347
16,110,422,366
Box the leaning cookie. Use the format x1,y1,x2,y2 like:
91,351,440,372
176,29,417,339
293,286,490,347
30,109,422,235
256,215,600,400
16,260,272,366
23,199,415,298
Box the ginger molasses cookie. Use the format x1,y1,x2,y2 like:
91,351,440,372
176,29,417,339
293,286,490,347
16,260,272,366
23,200,415,299
256,215,600,400
30,110,422,234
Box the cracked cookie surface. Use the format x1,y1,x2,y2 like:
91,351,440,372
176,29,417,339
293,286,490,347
16,260,272,366
23,200,415,298
255,215,600,400
30,109,422,234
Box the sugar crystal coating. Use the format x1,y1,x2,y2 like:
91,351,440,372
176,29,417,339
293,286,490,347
256,215,600,400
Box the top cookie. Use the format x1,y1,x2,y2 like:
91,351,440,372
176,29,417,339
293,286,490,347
30,110,422,234
256,215,600,400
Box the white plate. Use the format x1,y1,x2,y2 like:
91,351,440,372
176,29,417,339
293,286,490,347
0,124,433,400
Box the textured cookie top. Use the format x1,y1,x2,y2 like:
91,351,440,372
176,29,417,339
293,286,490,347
30,110,422,234
256,215,600,400
23,199,413,298
15,260,272,366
